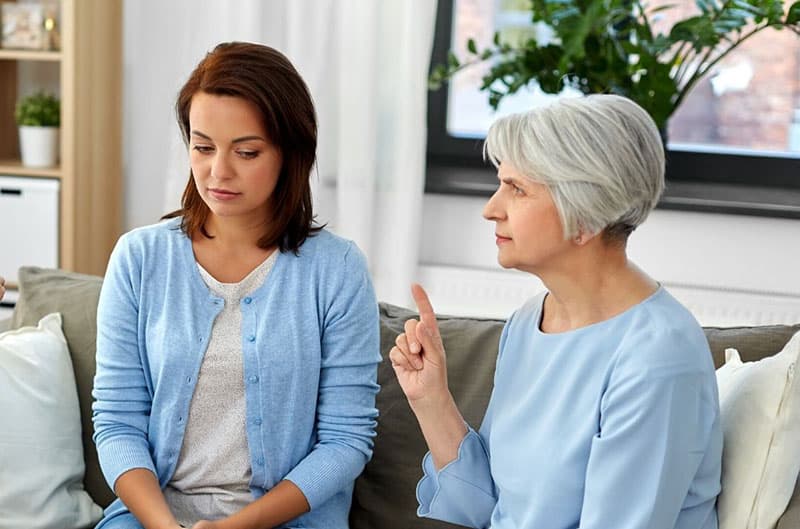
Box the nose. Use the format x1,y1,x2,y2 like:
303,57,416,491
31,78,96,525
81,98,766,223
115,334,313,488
483,188,504,221
211,151,234,180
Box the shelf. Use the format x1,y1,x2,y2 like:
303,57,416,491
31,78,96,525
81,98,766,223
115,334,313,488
0,159,61,178
0,49,62,61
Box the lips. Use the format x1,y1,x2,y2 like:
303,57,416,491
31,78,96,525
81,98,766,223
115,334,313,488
495,233,511,244
208,188,241,201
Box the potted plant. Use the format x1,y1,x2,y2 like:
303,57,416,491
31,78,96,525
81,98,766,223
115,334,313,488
15,91,60,168
430,0,800,138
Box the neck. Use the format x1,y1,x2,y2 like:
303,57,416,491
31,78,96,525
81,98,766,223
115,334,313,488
203,213,268,250
535,240,659,333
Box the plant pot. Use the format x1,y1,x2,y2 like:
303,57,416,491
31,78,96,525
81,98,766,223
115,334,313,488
19,126,60,168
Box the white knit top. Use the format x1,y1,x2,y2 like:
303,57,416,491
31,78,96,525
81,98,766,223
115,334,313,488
164,251,277,526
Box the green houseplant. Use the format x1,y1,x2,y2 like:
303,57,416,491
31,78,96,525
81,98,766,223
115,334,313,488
14,92,61,168
430,0,800,135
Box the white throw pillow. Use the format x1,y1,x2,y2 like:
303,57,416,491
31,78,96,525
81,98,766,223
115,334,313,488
0,313,103,529
716,330,800,529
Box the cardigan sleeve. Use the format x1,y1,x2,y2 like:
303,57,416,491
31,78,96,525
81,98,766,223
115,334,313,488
91,234,158,489
283,242,381,509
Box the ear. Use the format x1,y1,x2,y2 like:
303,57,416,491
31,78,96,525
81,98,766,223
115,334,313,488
573,228,600,246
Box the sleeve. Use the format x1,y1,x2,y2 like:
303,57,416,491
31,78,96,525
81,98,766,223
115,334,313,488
414,311,517,528
283,242,382,509
579,332,721,529
91,234,157,489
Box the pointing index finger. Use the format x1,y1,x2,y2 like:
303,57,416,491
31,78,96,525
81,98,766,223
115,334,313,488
411,283,440,336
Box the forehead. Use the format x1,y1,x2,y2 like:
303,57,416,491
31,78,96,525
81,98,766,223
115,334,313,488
497,162,532,182
188,92,265,134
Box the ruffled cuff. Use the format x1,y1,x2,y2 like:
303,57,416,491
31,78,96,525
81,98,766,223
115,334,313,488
415,428,497,528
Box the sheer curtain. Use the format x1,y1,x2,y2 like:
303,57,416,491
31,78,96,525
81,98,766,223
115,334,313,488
124,0,437,306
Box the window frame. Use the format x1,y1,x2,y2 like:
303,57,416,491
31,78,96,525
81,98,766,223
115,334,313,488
425,0,800,219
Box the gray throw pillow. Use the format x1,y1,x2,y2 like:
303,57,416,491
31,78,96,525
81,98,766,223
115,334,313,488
11,266,114,508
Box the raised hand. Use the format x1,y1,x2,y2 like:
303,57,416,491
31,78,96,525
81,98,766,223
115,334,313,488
389,284,450,405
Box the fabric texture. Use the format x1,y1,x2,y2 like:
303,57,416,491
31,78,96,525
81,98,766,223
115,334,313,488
715,331,800,529
10,266,114,507
0,312,103,528
416,289,722,529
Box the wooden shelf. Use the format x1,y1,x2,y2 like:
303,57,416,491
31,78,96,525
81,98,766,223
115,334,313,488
0,49,62,61
0,0,122,278
0,159,61,178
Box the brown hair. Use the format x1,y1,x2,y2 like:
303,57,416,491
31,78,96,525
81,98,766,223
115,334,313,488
163,41,321,253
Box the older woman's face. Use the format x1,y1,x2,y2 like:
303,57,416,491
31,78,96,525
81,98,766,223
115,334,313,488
482,163,569,275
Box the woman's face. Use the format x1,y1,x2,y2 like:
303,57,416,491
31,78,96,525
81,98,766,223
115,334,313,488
482,163,571,274
188,92,282,225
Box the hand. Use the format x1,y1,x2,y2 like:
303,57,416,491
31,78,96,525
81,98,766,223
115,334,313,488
0,275,5,301
389,284,449,406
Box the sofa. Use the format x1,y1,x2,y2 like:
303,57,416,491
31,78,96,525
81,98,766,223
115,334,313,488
1,266,799,529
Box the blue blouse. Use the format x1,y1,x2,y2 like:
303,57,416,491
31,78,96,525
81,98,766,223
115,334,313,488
417,288,722,529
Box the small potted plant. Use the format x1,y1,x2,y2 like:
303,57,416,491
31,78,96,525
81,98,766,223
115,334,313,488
15,91,60,168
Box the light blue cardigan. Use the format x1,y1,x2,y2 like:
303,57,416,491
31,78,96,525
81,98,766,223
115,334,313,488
92,218,381,529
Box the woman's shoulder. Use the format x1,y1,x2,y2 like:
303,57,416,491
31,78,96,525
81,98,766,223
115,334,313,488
616,288,713,374
111,217,187,268
294,228,366,268
117,217,183,246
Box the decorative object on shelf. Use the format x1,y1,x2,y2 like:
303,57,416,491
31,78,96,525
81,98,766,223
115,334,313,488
43,2,60,51
1,2,46,50
429,0,800,135
15,91,60,168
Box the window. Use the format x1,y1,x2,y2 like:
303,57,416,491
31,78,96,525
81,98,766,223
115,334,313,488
426,0,800,218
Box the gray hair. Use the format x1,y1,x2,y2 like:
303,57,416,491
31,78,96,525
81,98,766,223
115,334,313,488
484,94,665,242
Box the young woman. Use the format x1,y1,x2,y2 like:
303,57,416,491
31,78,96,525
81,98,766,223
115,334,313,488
390,95,723,529
92,42,381,529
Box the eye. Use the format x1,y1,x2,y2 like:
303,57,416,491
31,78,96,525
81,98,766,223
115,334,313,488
192,144,214,154
236,150,259,160
512,184,525,196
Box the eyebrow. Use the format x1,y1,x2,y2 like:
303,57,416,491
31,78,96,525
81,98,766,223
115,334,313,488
500,176,522,186
191,130,267,144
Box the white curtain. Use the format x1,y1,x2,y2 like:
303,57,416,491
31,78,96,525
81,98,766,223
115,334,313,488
124,0,437,307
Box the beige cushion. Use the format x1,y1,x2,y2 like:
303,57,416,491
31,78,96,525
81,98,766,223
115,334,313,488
716,334,800,529
11,267,114,508
0,313,103,528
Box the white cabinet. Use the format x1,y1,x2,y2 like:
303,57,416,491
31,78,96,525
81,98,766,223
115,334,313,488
0,176,59,284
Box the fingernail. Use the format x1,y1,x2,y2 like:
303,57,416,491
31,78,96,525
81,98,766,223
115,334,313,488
410,342,420,353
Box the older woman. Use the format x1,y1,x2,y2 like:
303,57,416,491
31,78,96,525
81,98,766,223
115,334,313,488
390,94,722,529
